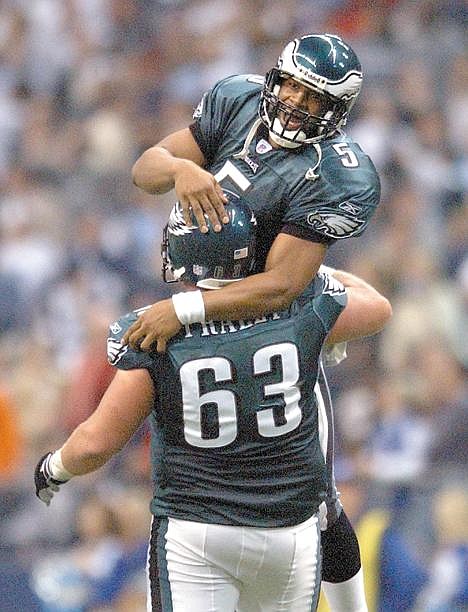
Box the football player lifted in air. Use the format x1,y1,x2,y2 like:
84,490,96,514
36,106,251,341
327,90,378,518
125,33,380,354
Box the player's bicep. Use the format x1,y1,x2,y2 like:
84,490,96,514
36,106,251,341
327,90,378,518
83,368,154,452
264,232,327,294
326,286,391,344
158,127,206,166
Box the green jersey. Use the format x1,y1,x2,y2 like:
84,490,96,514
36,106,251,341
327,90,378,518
190,75,380,271
107,273,347,528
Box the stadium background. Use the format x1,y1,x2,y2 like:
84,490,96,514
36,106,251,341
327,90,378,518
0,1,466,610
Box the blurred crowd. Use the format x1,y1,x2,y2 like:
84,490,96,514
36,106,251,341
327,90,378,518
0,1,466,611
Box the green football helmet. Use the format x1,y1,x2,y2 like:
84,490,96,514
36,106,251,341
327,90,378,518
162,190,257,288
259,33,363,147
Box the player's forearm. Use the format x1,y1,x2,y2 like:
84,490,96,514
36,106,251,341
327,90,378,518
202,270,303,320
60,422,121,476
132,146,194,194
203,239,326,320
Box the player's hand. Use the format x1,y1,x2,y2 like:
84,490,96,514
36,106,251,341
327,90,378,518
34,452,69,506
174,162,228,232
122,299,182,353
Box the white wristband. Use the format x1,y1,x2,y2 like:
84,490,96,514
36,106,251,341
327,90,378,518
49,449,75,481
172,290,206,325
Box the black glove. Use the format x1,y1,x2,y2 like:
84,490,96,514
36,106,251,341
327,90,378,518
34,452,70,506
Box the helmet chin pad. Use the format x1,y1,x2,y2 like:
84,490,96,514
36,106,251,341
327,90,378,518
269,118,306,148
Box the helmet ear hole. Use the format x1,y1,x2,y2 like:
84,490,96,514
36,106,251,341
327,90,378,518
162,191,257,287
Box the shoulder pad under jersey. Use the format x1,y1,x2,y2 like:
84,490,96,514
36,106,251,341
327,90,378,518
193,74,263,120
193,74,264,121
107,306,154,370
191,74,263,164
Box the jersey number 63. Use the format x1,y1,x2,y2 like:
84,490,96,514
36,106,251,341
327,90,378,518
179,342,302,448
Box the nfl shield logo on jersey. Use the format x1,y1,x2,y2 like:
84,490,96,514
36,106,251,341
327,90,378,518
256,139,273,154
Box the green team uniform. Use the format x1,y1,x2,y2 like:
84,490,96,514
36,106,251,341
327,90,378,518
190,75,380,270
107,272,346,528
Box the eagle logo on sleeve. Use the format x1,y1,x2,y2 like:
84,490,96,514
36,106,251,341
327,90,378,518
107,338,129,365
307,207,366,238
318,272,346,296
192,92,207,119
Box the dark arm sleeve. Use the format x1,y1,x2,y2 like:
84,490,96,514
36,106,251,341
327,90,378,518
280,222,336,245
189,121,216,167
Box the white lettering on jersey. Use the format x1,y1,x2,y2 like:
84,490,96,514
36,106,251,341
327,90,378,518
179,342,302,448
214,161,251,191
184,312,281,338
134,305,153,316
332,143,359,168
241,154,259,174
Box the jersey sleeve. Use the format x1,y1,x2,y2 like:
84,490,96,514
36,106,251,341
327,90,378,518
311,272,348,333
107,307,154,371
282,139,381,242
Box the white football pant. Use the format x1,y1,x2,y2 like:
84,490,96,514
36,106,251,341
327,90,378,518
147,514,322,612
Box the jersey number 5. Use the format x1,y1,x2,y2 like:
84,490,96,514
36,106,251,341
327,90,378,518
179,342,302,448
214,160,251,191
332,143,359,168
